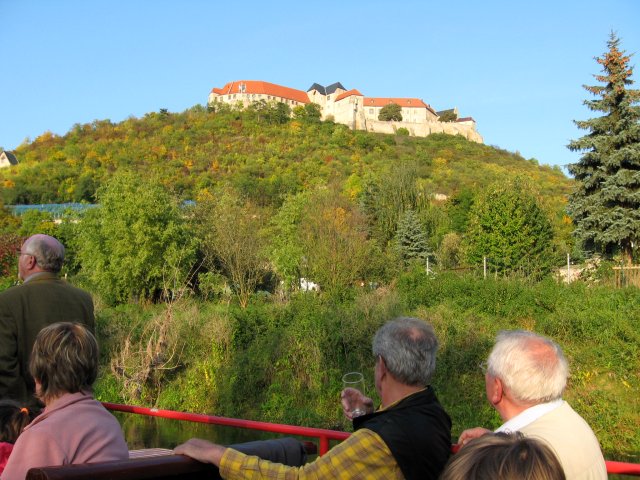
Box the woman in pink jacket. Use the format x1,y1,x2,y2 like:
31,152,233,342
1,323,129,480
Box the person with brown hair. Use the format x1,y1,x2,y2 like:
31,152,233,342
1,323,128,480
441,432,566,480
0,401,37,475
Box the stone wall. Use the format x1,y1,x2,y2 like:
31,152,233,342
364,119,483,143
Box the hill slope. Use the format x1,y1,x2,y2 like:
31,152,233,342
1,105,572,208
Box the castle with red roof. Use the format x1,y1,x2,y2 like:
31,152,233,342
208,80,482,143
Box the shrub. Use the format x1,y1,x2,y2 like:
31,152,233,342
77,172,197,304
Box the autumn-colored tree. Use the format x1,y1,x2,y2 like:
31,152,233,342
298,188,373,292
0,233,22,278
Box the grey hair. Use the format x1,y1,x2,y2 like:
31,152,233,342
372,317,438,387
487,330,568,404
23,235,65,273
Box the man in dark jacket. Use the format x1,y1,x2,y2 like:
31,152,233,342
0,234,94,404
175,317,452,480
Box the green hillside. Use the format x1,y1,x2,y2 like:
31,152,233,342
1,104,571,208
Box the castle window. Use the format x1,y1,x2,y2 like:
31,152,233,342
369,108,374,114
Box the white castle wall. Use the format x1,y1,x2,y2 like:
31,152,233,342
364,119,483,143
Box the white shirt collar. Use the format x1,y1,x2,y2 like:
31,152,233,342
495,399,564,433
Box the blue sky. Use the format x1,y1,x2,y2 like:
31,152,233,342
1,0,639,172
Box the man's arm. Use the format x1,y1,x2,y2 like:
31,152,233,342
174,438,226,466
175,429,400,480
458,427,492,446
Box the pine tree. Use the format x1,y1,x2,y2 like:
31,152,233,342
395,209,430,265
568,33,640,264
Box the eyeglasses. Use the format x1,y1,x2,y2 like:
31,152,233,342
15,249,34,257
479,361,488,375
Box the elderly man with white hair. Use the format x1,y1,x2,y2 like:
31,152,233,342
459,330,607,480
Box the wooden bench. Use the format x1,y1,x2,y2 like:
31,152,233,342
26,442,318,480
26,454,220,480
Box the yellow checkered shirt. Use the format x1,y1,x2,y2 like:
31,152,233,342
219,428,403,479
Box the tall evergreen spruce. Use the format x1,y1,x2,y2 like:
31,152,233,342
568,33,640,263
395,209,430,264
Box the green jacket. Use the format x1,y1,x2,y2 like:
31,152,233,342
0,272,94,404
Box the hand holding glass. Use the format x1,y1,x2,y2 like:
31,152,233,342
342,372,366,418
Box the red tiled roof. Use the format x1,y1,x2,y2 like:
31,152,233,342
363,97,428,108
335,89,363,102
210,80,310,104
457,117,476,123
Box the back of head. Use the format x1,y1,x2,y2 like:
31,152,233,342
23,234,65,273
29,322,98,404
441,432,566,480
0,400,38,443
487,330,568,404
372,317,438,387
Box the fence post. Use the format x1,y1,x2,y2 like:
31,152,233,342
483,257,487,279
567,253,571,283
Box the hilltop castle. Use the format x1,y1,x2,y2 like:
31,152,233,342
208,80,483,143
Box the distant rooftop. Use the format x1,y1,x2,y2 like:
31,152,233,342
307,82,346,95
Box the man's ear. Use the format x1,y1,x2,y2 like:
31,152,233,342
488,376,504,406
377,356,388,379
25,255,37,270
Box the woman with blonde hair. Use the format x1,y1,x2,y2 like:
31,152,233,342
441,432,566,480
1,323,128,480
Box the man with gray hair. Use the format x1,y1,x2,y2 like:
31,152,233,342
0,234,94,405
175,317,452,479
459,330,606,479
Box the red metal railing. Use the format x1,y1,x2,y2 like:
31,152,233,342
104,403,640,476
103,403,349,456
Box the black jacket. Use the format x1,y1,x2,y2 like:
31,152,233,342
353,386,451,480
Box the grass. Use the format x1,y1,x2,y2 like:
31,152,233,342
92,273,639,462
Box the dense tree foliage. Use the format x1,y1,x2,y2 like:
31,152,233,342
293,103,322,122
0,106,570,214
0,233,21,279
0,200,20,234
194,189,269,308
438,110,457,122
568,33,640,263
76,173,197,304
297,188,373,293
378,103,403,121
465,179,554,275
